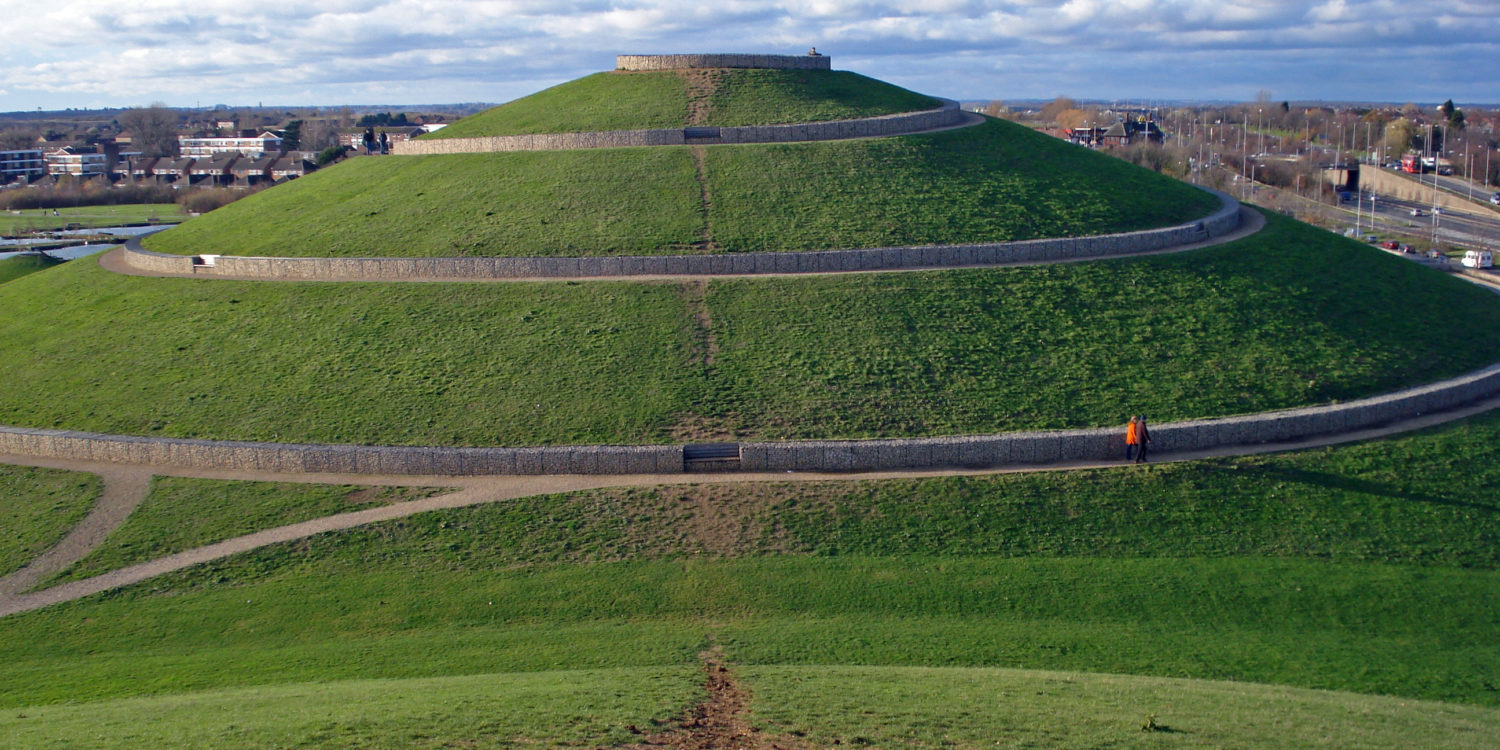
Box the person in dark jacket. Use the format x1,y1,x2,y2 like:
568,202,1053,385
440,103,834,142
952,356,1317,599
1134,414,1152,463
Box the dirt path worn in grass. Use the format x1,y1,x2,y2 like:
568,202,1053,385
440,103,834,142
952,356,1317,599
2,384,1498,619
0,467,150,598
628,645,811,750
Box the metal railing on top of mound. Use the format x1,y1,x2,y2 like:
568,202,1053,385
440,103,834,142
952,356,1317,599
120,188,1243,281
2,360,1497,476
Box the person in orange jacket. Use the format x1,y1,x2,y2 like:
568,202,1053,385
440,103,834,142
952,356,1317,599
1125,415,1140,461
1134,414,1152,463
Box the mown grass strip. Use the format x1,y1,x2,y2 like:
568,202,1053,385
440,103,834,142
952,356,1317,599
0,666,701,750
742,665,1500,749
0,466,100,577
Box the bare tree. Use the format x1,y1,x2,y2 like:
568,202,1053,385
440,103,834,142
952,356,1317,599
298,119,341,152
982,100,1009,119
0,127,40,151
1038,96,1076,124
120,103,180,158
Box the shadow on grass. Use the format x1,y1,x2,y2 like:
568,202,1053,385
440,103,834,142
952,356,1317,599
1257,465,1500,513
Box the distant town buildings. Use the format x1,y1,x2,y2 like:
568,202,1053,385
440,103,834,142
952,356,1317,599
178,130,284,158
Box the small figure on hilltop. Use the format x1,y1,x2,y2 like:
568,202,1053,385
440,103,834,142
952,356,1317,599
1125,415,1140,461
808,47,820,56
1134,414,1152,463
379,131,389,154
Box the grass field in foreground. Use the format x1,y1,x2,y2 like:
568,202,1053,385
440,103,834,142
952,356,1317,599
0,204,184,236
0,465,99,577
741,665,1500,749
5,414,1500,744
9,212,1500,445
3,558,1494,708
1,665,1493,749
52,478,449,583
0,667,701,750
144,119,1217,258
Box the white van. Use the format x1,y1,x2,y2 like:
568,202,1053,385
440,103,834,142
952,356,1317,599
1461,250,1493,269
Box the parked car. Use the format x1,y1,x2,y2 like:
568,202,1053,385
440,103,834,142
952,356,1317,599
1410,208,1423,217
1491,193,1500,205
1462,250,1493,269
1400,244,1415,254
1381,240,1400,250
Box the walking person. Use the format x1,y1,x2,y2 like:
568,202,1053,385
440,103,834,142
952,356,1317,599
1134,414,1152,463
1124,415,1139,461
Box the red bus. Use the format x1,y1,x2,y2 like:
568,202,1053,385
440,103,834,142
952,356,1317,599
1401,153,1429,174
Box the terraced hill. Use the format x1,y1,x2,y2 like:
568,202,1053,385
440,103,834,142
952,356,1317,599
4,56,1500,748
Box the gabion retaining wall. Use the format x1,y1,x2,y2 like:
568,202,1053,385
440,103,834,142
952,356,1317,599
616,53,832,71
3,361,1498,475
123,189,1241,280
394,100,965,155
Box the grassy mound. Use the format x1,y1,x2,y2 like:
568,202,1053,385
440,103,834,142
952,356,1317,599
13,214,1500,446
425,69,939,140
6,411,1500,744
0,465,99,577
143,119,1218,258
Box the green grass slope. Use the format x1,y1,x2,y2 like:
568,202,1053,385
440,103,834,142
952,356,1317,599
52,478,447,584
0,667,701,750
0,253,64,285
425,69,939,140
24,214,1495,446
5,412,1500,744
742,665,1500,749
0,465,99,577
144,119,1217,258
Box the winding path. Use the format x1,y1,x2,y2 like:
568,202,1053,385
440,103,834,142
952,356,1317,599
3,385,1499,619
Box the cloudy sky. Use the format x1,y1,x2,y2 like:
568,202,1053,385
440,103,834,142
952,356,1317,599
1,0,1495,112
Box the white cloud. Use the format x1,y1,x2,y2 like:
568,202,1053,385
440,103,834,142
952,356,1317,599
0,0,1493,109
